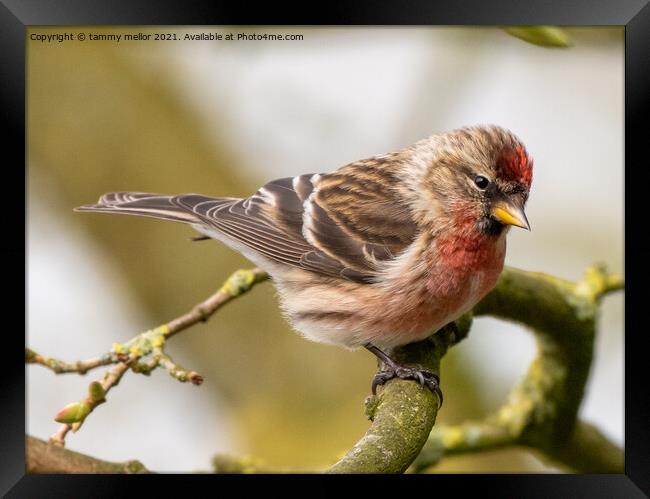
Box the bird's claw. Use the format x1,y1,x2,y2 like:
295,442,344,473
371,365,443,407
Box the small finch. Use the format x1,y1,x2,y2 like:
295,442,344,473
76,124,533,403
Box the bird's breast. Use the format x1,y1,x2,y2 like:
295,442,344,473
424,230,506,317
276,231,506,350
376,229,506,345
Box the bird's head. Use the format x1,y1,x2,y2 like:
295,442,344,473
408,125,533,236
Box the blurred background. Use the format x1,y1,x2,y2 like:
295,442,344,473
27,26,623,472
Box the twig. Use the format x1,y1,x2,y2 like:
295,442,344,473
49,359,131,445
163,268,269,340
30,268,269,446
25,349,116,375
154,347,204,385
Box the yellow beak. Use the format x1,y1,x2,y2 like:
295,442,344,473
490,200,530,230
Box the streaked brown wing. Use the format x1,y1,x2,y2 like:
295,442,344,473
182,156,417,283
177,189,317,269
77,156,418,284
303,158,417,272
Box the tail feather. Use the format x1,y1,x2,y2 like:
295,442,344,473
75,192,202,224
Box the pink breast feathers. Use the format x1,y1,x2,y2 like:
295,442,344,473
427,224,506,317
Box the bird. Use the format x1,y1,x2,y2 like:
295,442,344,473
76,124,533,404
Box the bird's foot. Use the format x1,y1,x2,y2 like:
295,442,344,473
371,364,442,405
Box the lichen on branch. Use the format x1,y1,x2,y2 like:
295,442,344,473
327,320,471,473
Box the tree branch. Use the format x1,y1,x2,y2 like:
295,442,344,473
327,317,471,473
26,264,623,473
412,264,624,473
26,436,152,474
535,420,623,473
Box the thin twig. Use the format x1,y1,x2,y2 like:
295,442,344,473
25,349,116,375
39,268,269,447
164,268,269,341
49,359,132,445
154,347,204,385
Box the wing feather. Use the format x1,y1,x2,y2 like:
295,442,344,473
186,155,418,282
77,155,419,283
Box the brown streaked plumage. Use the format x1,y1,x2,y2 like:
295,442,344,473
76,124,533,398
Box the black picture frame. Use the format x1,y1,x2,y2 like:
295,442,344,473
4,0,648,496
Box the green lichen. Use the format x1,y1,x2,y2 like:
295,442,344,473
364,395,380,421
219,269,260,297
129,360,157,375
112,325,169,357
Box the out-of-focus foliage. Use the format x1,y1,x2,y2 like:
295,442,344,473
504,26,571,47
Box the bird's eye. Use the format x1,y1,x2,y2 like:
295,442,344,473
474,175,490,190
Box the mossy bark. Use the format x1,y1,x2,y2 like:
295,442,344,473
26,436,151,474
328,322,469,473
